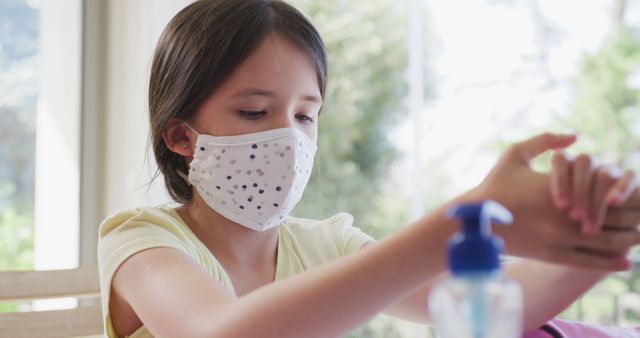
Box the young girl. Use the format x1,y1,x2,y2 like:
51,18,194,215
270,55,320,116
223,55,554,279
98,1,640,337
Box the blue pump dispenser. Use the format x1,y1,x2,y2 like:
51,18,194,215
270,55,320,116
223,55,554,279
429,200,523,338
448,200,513,275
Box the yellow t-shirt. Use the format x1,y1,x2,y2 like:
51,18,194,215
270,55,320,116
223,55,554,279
97,206,373,338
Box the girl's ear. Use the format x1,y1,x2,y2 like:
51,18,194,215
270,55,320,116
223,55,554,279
162,119,195,157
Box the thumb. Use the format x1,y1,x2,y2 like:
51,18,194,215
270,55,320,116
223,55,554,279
509,132,577,164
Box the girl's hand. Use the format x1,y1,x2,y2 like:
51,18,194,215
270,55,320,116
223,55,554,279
471,133,640,271
550,150,640,236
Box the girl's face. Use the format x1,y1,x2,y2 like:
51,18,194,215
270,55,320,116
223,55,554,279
191,33,322,143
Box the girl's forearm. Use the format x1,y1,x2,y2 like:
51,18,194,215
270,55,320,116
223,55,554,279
381,259,606,332
506,260,606,331
210,205,457,338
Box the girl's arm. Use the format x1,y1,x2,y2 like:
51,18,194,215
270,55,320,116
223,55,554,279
382,258,606,332
384,146,640,331
112,133,640,338
506,261,605,330
113,203,456,338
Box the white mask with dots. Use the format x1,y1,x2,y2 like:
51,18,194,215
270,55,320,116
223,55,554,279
187,127,317,231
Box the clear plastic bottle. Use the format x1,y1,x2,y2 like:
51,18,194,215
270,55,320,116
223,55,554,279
429,201,523,338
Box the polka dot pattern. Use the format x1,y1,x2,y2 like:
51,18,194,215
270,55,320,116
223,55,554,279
188,128,317,231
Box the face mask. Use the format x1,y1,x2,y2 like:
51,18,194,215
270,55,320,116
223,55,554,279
186,125,317,231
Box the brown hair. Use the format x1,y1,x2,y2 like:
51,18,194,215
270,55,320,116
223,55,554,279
149,0,327,203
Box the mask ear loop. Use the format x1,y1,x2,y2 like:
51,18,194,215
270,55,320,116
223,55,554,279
178,121,200,185
177,169,191,185
182,122,201,136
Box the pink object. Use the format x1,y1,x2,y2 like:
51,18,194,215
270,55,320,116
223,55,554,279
523,319,640,338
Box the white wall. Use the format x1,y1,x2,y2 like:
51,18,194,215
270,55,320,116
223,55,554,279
102,0,191,216
34,0,82,271
77,0,192,266
33,0,193,300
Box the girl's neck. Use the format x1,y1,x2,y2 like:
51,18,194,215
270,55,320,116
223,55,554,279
175,193,279,271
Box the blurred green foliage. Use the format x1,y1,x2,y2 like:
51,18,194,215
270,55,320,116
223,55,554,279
0,205,33,271
289,0,413,240
0,0,38,311
287,1,427,336
0,197,34,312
557,27,640,168
556,26,640,326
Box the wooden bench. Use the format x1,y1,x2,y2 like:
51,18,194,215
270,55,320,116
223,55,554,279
0,266,103,338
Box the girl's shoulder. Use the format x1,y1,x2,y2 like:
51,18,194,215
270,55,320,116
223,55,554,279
97,205,198,268
282,212,373,258
99,205,183,236
284,212,355,230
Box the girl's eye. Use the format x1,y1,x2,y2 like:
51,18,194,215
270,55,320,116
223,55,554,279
238,110,266,119
296,114,315,124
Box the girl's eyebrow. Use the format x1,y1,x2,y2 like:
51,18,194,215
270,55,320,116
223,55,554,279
231,88,322,103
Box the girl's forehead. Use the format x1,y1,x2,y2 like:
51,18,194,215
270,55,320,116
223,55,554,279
218,34,321,98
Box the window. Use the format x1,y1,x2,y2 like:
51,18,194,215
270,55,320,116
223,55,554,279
0,0,39,273
0,0,83,312
290,0,640,336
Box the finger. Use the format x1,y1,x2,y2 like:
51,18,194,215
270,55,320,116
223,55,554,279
571,154,594,233
542,247,629,271
603,209,640,229
550,151,572,210
508,133,577,165
590,167,617,235
618,187,640,209
573,247,631,271
577,229,640,253
608,170,638,206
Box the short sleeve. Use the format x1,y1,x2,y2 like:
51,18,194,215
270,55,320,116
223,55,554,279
97,208,191,336
99,221,187,286
330,212,375,256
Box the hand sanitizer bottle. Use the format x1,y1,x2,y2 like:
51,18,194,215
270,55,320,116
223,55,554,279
429,200,523,338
